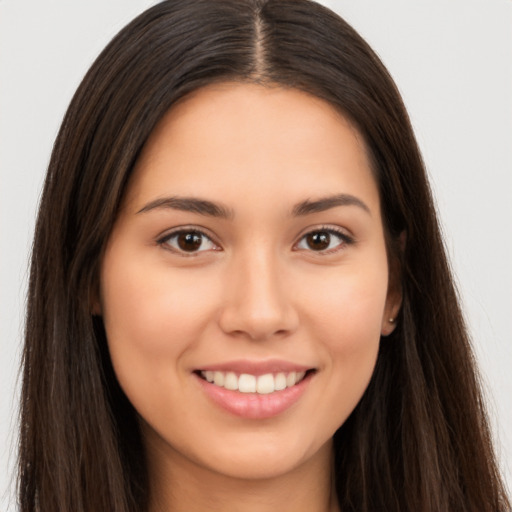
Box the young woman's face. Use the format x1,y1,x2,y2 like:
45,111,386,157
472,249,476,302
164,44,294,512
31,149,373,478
99,83,400,481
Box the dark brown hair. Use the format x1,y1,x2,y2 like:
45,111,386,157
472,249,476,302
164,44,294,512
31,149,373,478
19,1,510,511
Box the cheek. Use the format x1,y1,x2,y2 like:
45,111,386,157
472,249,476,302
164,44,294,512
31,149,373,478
99,255,218,399
299,263,388,423
302,258,389,347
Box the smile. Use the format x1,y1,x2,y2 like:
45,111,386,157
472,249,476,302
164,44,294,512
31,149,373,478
199,370,307,394
195,363,315,419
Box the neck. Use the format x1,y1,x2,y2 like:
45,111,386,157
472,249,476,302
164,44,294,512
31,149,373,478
145,431,339,512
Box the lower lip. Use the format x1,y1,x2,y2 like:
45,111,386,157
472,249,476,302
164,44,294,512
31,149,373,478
195,373,312,419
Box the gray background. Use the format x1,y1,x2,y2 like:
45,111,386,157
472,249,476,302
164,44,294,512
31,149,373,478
1,0,511,509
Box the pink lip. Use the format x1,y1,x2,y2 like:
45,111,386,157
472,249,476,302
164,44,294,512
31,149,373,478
195,370,314,420
196,359,312,376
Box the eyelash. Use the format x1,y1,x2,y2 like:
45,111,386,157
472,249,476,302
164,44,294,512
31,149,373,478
157,227,220,256
156,226,354,256
294,226,354,255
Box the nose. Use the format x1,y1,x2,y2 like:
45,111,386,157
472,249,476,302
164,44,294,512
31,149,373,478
218,248,299,341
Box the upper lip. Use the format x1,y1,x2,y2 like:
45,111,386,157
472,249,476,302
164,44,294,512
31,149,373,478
195,359,314,376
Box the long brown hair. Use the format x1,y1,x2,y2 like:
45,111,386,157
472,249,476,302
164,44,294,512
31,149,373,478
19,1,510,510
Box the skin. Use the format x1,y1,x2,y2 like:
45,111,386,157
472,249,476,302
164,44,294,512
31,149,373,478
99,83,401,512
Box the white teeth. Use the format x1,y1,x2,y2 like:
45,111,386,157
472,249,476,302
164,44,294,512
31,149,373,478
286,372,297,387
224,372,238,390
200,370,308,394
238,373,256,393
274,372,287,391
256,373,275,394
213,371,224,387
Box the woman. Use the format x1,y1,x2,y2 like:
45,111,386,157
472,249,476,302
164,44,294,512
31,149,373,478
18,0,511,511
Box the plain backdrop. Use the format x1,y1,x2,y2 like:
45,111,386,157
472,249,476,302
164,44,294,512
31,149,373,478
1,0,511,509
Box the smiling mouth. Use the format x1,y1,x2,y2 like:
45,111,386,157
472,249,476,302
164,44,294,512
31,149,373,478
196,370,314,395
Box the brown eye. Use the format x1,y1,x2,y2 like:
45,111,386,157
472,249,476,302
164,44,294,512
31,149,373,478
305,232,331,251
160,230,218,254
296,228,351,253
177,232,203,252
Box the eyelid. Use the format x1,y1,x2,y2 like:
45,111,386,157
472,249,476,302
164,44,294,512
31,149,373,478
155,224,354,256
156,225,221,255
293,225,355,254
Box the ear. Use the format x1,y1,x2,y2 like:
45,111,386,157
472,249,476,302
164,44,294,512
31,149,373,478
380,285,402,336
381,231,405,337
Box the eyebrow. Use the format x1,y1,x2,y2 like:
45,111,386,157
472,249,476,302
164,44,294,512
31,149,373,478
137,196,234,219
137,193,370,218
292,194,371,216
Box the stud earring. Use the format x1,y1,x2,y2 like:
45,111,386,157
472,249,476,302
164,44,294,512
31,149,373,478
389,317,395,323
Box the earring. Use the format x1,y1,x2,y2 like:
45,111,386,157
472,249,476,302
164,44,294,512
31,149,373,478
389,317,395,323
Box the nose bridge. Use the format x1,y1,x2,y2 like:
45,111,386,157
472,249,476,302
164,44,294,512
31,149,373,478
219,243,297,340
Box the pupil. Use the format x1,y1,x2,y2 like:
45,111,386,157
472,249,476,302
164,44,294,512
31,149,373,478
178,232,202,251
307,232,330,250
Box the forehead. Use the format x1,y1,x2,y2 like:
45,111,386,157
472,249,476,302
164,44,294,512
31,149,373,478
124,82,379,216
